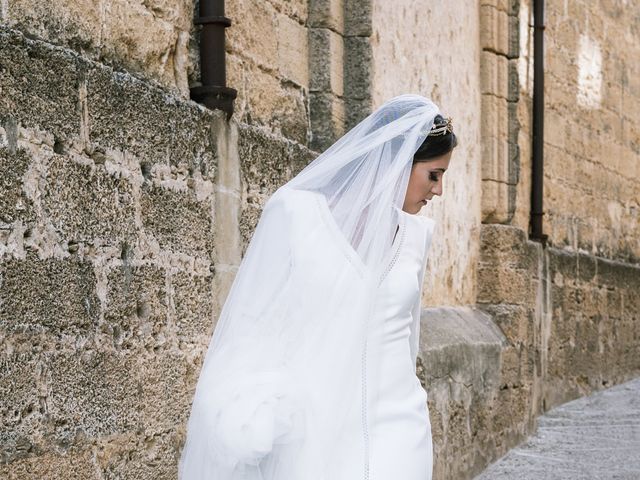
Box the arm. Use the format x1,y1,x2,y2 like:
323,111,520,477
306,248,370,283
409,217,436,367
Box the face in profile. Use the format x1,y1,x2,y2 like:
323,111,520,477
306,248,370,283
402,151,452,214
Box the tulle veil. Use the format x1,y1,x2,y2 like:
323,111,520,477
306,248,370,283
179,94,440,479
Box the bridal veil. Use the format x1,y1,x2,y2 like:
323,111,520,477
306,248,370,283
179,94,440,479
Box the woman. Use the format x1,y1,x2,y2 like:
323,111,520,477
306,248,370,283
179,94,457,480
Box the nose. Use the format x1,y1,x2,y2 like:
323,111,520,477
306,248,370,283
431,179,443,196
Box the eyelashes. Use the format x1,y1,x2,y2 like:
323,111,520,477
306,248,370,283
429,172,439,182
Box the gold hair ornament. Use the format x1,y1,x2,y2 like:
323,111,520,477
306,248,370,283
427,116,453,136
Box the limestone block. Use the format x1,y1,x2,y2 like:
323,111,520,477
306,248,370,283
481,94,511,193
138,352,192,435
344,0,372,36
479,303,532,346
276,14,309,88
344,35,371,100
230,55,309,144
345,96,372,131
480,4,510,56
481,178,511,223
309,92,345,151
227,0,278,71
0,447,96,480
95,430,180,480
481,51,509,99
102,0,192,94
42,155,137,244
46,351,142,443
86,66,217,172
139,183,214,259
508,59,520,103
480,0,511,14
172,271,215,342
266,0,309,23
0,354,42,465
0,256,99,335
104,265,168,351
477,261,536,305
309,0,345,33
0,30,80,141
309,28,344,97
0,147,35,225
7,0,193,96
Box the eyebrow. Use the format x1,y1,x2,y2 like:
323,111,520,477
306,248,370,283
431,168,447,172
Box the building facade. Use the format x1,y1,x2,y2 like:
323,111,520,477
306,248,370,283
0,0,638,478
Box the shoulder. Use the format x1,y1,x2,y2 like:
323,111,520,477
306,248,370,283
403,213,436,255
264,186,322,219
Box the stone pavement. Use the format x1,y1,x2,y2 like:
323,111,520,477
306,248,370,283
474,377,640,480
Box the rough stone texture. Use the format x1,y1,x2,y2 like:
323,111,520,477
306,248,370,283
139,182,214,259
3,0,194,97
0,147,35,225
1,1,639,479
225,0,310,144
515,0,640,263
545,248,640,409
0,28,225,477
419,307,507,480
469,223,640,480
43,154,137,244
0,255,99,337
171,271,215,344
85,65,217,170
0,29,81,142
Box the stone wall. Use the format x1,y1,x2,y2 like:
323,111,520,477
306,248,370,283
1,1,639,479
421,223,640,480
0,0,195,97
516,0,640,262
0,27,312,478
370,0,483,307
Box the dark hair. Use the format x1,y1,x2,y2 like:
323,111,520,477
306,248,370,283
413,114,458,162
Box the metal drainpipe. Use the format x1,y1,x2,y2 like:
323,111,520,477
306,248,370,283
190,0,237,119
530,0,548,244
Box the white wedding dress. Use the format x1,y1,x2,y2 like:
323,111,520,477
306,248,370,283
322,199,434,480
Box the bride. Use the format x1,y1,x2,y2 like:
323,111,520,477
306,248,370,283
179,94,458,480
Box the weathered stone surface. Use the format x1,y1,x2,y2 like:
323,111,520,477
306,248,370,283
0,256,99,336
309,28,344,96
0,29,80,141
419,307,510,480
103,265,168,351
0,147,35,225
43,155,136,243
475,377,640,480
6,0,194,96
46,351,142,444
309,91,346,151
0,447,97,480
309,0,345,33
96,430,180,480
86,65,217,171
138,353,193,435
0,354,42,464
139,183,214,259
172,271,215,342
